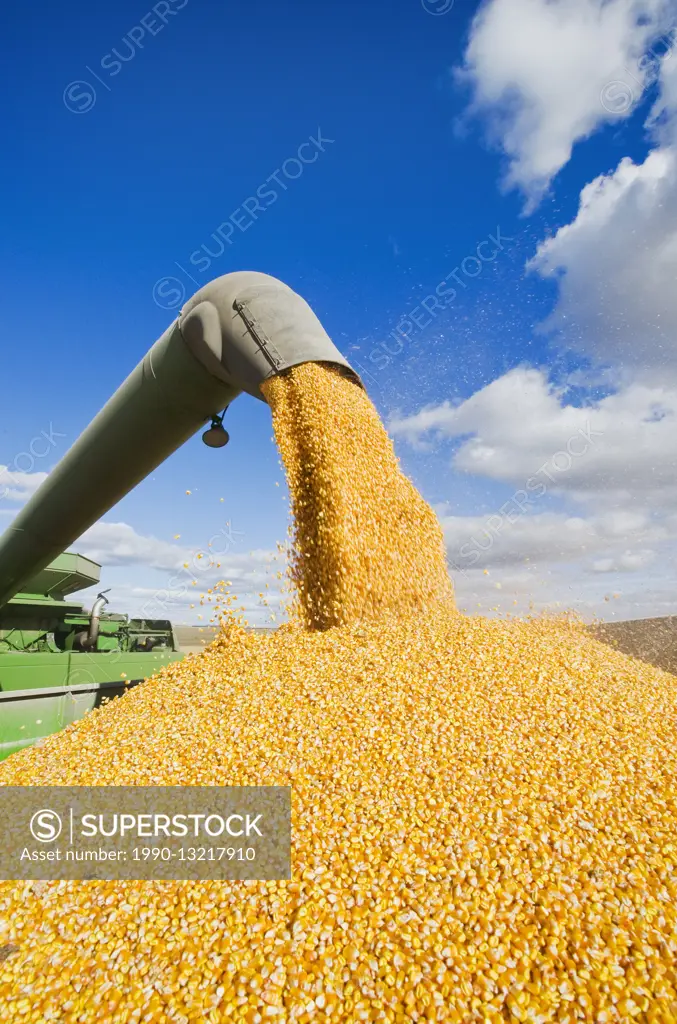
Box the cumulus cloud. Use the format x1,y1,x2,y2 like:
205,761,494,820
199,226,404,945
78,521,280,574
647,28,677,137
442,504,675,622
79,522,191,572
529,147,677,383
400,0,677,617
440,506,662,572
592,548,656,571
458,0,674,204
0,449,286,627
74,521,285,625
391,367,677,616
0,467,48,503
391,367,677,507
450,554,675,621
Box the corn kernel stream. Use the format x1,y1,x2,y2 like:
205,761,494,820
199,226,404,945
262,365,456,629
0,364,676,1022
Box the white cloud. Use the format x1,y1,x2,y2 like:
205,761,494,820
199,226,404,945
79,522,190,572
458,0,674,204
592,548,656,571
450,553,675,621
404,2,677,617
0,444,287,627
647,29,677,137
68,521,286,626
529,146,677,383
391,366,677,617
441,506,664,571
0,467,48,503
78,521,280,574
391,367,677,507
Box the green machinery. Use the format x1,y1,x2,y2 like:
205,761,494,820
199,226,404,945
0,271,359,761
0,554,180,760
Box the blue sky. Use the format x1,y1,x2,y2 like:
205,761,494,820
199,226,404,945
2,0,677,624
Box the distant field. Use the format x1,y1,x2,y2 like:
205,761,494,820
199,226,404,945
590,617,677,675
176,619,677,674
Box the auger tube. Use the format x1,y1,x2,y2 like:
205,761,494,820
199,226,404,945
0,271,360,609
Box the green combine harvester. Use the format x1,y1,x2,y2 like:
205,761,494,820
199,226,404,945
0,271,360,761
0,554,181,760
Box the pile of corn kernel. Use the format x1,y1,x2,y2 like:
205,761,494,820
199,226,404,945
0,366,676,1022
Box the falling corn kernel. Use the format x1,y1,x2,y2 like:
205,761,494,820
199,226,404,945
0,364,675,1022
263,365,455,628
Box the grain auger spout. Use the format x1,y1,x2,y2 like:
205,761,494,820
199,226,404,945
0,271,362,609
